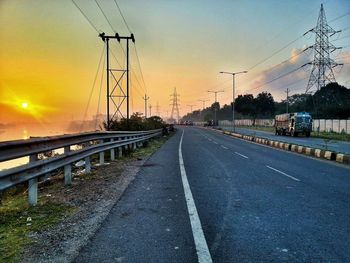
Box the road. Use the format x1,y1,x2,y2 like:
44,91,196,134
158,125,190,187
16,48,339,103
219,126,350,154
75,126,350,263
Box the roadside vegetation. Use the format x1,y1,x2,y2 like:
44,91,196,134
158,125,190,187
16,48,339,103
182,83,350,122
0,129,174,263
0,188,75,263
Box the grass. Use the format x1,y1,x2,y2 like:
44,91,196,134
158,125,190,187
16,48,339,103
0,132,173,263
0,189,75,263
310,131,350,142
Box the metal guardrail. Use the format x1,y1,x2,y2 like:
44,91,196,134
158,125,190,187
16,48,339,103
0,129,162,205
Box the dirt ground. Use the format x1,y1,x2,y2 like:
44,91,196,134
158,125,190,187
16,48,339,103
19,156,149,263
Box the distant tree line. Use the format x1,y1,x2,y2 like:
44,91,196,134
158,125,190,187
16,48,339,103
182,82,350,122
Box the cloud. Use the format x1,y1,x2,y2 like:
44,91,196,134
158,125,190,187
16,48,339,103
246,47,350,100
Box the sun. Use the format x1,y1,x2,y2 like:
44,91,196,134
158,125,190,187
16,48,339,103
21,102,29,109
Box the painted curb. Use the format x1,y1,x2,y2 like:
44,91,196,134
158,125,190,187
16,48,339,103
220,129,349,166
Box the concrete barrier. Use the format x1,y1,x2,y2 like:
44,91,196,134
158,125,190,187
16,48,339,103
297,146,304,153
291,145,298,152
324,151,336,160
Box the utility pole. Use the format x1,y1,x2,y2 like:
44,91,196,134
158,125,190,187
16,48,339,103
304,4,342,93
198,99,209,110
142,94,150,118
220,70,247,132
207,90,224,126
187,104,195,113
99,32,135,130
149,104,152,117
285,88,289,113
156,102,160,116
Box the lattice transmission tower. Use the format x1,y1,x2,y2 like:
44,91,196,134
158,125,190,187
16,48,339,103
170,87,180,124
305,4,342,93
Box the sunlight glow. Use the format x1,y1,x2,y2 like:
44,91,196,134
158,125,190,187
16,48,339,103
21,102,29,109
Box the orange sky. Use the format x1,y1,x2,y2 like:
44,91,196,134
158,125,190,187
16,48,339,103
1,0,349,140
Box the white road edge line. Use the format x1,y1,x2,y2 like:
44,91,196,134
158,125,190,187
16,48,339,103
221,145,229,150
179,130,213,263
266,165,300,182
234,152,248,159
213,141,218,144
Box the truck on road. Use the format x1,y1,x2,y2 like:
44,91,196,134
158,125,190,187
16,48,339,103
275,112,312,137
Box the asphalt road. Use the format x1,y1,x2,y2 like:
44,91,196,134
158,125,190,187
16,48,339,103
220,126,350,154
75,127,350,263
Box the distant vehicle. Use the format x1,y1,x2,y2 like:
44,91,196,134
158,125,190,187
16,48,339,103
275,112,312,137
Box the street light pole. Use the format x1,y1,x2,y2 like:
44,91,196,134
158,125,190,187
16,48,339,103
220,70,248,132
207,90,224,126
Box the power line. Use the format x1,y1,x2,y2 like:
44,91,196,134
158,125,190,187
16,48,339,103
247,35,304,71
71,0,100,33
95,51,106,130
247,65,305,92
113,0,132,33
94,0,117,33
328,10,350,23
79,45,105,132
132,44,148,93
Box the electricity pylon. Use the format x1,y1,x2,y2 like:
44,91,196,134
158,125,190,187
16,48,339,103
305,4,342,93
170,87,180,123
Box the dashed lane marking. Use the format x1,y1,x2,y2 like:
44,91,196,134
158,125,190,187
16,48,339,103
234,152,249,159
266,165,300,182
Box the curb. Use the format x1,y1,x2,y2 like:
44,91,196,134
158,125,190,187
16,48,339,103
222,130,350,166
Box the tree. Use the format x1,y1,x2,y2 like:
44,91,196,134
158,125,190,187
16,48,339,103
235,94,256,117
254,92,275,118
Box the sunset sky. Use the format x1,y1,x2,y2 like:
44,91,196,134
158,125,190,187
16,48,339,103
0,0,349,140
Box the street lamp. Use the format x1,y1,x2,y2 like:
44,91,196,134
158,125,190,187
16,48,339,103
208,90,224,126
219,70,248,132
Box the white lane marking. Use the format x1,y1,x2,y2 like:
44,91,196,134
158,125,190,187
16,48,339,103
179,130,213,263
208,138,212,141
213,141,218,144
221,145,228,150
234,152,249,159
266,165,300,182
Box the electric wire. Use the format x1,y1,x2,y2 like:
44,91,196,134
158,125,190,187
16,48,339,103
95,50,106,130
79,45,105,132
247,35,304,71
329,10,350,23
113,0,132,33
246,65,305,92
72,0,100,33
94,0,117,33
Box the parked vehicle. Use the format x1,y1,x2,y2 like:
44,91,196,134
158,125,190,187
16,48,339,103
275,112,312,137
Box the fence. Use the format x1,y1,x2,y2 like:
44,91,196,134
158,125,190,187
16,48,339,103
0,129,162,205
219,119,350,134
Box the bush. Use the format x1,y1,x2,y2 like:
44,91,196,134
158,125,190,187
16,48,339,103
105,112,166,131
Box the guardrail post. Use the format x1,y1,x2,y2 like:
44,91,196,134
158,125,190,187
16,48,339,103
64,146,72,185
85,156,91,173
99,140,105,165
28,154,38,206
125,136,130,152
110,138,115,161
133,136,137,150
117,137,123,158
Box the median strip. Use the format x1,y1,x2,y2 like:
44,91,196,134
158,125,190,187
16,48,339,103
218,129,350,166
